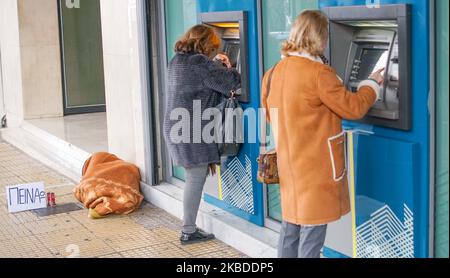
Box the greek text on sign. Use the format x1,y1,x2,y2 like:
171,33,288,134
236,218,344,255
6,182,47,213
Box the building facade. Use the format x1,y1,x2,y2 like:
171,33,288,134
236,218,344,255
0,0,447,258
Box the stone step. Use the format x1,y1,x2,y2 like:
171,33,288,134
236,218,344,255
0,121,90,182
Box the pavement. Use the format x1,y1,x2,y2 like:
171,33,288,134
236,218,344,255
0,140,246,258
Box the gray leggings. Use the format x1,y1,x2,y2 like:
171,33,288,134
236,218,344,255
278,221,328,258
182,165,209,234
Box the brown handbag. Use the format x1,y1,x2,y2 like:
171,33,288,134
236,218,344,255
257,65,279,185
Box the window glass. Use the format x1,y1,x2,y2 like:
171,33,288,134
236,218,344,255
261,0,318,221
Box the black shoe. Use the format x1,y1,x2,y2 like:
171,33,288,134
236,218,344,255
180,229,215,245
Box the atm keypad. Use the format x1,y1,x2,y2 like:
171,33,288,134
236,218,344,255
350,60,361,80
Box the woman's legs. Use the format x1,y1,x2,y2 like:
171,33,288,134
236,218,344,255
278,221,301,258
298,225,327,258
182,165,209,234
278,221,328,258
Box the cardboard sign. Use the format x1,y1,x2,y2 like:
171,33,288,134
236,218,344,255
6,182,47,213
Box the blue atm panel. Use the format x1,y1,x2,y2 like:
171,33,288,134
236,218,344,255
353,133,419,258
197,0,264,226
320,0,431,258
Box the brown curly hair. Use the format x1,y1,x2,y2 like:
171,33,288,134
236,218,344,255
174,24,221,57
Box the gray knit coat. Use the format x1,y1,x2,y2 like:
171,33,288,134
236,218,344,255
163,53,241,168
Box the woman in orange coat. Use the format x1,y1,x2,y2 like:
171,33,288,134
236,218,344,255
261,10,384,258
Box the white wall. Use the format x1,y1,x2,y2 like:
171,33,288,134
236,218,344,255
18,0,63,119
0,0,24,127
0,49,4,119
99,0,149,182
0,0,63,128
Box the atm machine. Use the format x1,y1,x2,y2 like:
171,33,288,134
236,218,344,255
325,5,411,130
196,0,432,258
346,29,404,125
197,0,265,226
320,1,432,258
198,11,250,103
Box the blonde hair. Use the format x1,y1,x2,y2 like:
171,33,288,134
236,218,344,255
175,24,221,57
281,10,329,57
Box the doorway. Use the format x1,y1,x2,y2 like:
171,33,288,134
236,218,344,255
58,0,106,115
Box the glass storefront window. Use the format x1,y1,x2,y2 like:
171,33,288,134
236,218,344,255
164,0,197,181
59,0,106,114
435,0,449,258
261,0,318,222
262,0,318,71
165,0,197,61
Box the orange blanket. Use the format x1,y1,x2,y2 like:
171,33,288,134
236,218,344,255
73,152,144,217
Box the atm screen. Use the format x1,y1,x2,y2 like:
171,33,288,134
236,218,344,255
223,41,240,69
357,48,389,80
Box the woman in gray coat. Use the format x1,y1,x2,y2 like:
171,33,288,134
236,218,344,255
163,25,241,244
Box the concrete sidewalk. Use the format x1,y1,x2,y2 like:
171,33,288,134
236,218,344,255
0,141,246,258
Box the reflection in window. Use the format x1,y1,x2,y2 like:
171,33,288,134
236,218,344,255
261,0,318,222
165,0,198,181
262,0,318,71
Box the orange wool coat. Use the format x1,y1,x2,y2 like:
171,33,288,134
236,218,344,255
261,55,377,225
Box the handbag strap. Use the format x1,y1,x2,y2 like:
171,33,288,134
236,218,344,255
265,63,278,99
261,63,279,150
